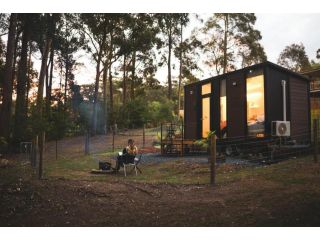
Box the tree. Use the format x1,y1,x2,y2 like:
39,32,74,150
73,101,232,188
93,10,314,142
174,17,201,113
317,49,320,60
0,14,17,143
277,43,311,72
125,14,159,101
156,14,189,99
198,13,266,75
0,36,6,90
78,14,109,134
13,14,33,145
55,14,84,108
35,14,53,179
79,14,129,133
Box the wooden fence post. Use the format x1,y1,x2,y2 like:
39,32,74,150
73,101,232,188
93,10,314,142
160,123,163,155
210,134,217,186
31,136,38,168
55,139,58,160
314,119,318,163
143,124,145,148
181,124,184,156
85,130,90,155
38,132,44,180
112,124,115,152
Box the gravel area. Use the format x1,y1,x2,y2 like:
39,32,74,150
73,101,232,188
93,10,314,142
140,153,256,166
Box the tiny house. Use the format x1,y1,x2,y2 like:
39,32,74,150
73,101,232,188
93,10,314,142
184,61,311,144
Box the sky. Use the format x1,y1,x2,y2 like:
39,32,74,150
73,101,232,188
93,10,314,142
68,13,320,87
255,13,320,63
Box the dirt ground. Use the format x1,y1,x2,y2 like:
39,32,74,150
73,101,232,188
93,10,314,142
1,158,320,226
1,131,320,226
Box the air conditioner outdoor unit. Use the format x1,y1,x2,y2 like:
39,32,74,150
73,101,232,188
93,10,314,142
271,121,291,137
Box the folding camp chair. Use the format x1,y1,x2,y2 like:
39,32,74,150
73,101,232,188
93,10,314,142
123,154,142,177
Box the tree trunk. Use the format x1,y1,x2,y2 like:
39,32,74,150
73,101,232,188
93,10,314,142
102,60,108,134
36,32,52,180
46,47,54,116
92,28,107,135
122,54,127,105
64,55,68,106
49,47,54,104
13,16,30,145
178,21,183,115
109,63,113,120
130,51,136,100
0,14,17,142
25,42,32,114
64,21,69,107
223,14,229,74
45,14,56,116
168,26,172,99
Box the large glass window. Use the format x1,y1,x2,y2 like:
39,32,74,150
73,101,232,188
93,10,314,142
246,71,265,137
220,79,227,138
202,97,210,138
201,83,211,95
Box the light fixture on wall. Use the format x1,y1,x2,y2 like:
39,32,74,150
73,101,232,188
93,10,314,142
232,81,237,86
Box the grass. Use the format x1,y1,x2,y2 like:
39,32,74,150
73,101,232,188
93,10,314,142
41,149,320,189
2,151,320,226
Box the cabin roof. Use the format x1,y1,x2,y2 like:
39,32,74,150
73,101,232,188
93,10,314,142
184,61,310,88
301,68,320,78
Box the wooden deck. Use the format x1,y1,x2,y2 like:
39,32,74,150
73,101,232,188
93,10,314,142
160,139,199,155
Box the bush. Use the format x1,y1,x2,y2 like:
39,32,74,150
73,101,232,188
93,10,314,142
147,100,175,126
114,98,175,129
118,98,148,128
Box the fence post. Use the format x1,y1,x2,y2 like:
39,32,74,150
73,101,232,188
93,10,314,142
42,132,45,155
112,124,115,152
314,119,318,163
143,124,145,148
210,134,217,186
31,137,37,168
160,123,163,155
55,139,58,160
85,130,90,155
38,132,44,180
181,124,184,156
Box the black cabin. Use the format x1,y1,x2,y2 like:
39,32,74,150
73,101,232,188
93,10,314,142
183,61,311,144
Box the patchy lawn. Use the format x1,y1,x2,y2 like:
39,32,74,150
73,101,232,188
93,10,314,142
1,148,320,226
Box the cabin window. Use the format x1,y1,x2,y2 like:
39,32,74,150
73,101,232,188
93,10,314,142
201,83,211,95
246,70,265,137
220,79,227,138
202,97,210,138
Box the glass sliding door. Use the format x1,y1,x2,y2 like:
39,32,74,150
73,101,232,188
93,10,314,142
220,79,227,138
202,97,210,138
201,83,211,138
246,70,265,137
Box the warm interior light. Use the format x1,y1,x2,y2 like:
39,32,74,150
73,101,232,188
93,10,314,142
202,97,210,138
247,73,265,136
220,79,227,137
202,83,211,95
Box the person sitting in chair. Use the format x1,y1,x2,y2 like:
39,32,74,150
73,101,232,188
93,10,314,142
116,139,138,171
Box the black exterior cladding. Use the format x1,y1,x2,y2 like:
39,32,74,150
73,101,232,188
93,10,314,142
183,61,311,142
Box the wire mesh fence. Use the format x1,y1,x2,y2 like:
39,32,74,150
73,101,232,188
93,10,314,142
17,119,320,177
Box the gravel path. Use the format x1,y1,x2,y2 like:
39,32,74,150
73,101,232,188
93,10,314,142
140,153,256,166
